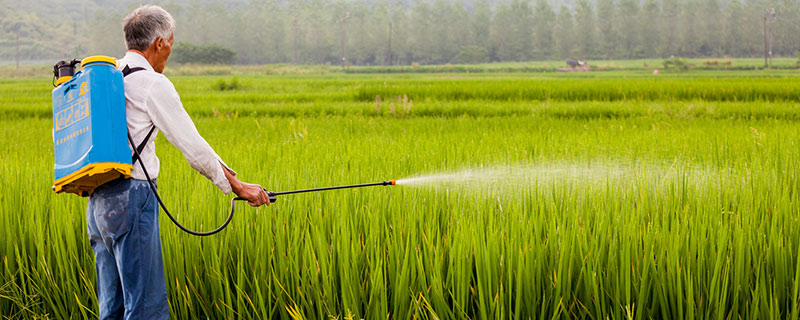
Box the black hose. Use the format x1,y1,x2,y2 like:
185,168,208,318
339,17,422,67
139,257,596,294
128,133,239,236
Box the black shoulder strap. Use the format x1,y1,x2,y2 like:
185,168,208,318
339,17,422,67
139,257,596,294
131,126,156,165
122,64,146,77
122,64,154,165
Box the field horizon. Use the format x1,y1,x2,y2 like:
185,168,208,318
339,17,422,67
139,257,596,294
2,56,799,79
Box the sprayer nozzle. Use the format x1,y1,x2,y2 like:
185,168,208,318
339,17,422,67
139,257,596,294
391,180,396,185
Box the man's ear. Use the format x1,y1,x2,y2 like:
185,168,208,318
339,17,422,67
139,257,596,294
146,37,162,52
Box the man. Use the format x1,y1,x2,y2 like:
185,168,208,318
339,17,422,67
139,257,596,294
85,5,269,319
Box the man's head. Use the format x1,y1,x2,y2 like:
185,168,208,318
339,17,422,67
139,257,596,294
123,5,175,73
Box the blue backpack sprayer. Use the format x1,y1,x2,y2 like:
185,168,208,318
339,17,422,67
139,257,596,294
51,56,396,236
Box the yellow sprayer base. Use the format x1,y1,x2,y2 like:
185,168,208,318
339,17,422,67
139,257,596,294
53,162,133,197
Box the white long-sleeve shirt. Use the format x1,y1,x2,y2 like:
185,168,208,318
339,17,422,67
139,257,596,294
118,51,234,194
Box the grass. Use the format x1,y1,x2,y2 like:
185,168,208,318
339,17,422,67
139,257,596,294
2,68,800,319
5,70,800,119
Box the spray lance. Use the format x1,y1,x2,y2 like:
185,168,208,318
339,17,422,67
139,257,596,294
260,180,397,202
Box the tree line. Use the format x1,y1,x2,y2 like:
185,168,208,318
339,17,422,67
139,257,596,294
2,0,799,66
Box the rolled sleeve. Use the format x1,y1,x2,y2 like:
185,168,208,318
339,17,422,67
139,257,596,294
145,76,234,194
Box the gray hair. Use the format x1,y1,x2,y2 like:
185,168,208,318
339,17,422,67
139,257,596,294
123,5,176,51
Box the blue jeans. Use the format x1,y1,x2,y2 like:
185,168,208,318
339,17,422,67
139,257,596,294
87,178,169,320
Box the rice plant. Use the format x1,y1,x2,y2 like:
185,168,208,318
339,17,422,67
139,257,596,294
2,71,800,319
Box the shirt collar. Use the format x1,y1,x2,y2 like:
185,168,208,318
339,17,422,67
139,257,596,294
121,51,155,72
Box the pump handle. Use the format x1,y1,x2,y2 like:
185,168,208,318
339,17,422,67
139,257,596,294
52,59,82,87
53,59,81,78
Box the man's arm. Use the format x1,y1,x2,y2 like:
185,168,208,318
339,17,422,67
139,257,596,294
222,163,269,206
145,76,268,207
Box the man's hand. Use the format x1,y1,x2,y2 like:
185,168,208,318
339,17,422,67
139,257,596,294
222,163,270,207
233,181,270,207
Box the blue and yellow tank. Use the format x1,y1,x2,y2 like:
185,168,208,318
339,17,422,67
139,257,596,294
52,56,131,196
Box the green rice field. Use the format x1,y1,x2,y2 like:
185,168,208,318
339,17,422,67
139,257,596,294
2,68,800,319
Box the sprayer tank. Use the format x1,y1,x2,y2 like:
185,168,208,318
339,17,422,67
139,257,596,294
52,56,131,196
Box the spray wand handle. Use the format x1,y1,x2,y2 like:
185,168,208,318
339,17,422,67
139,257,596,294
266,191,278,203
234,191,277,203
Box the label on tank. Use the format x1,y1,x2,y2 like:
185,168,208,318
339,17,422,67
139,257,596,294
55,96,89,132
54,78,93,172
